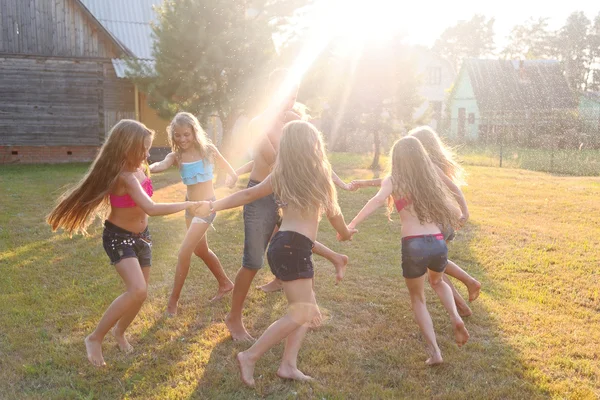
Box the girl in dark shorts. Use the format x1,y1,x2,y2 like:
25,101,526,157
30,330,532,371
348,136,469,366
198,121,356,386
47,120,202,367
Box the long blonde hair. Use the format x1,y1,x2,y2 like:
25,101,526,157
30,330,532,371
167,112,213,161
271,121,340,217
409,126,466,186
389,136,459,229
47,120,154,235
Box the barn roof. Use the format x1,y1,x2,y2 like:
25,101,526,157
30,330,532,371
461,59,576,111
77,0,161,77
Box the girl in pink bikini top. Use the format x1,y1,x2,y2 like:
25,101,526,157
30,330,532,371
110,177,154,208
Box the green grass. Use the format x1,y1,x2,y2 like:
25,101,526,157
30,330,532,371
455,144,600,176
1,158,600,399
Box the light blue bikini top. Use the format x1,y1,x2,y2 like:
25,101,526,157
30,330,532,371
180,159,214,185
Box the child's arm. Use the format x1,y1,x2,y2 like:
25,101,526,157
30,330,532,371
210,145,238,188
349,178,383,190
149,152,176,173
435,166,469,224
122,174,199,216
331,171,352,191
235,160,254,176
196,175,274,216
349,177,393,229
329,212,357,242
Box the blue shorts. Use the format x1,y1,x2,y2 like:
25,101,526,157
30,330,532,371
102,221,152,267
401,234,448,279
267,231,314,281
242,179,280,269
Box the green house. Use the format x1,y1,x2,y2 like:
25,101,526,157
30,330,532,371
446,59,576,144
579,92,600,138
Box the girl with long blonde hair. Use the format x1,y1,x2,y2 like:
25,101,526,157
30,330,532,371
350,126,481,316
348,136,469,365
150,112,237,313
196,120,356,386
47,119,203,367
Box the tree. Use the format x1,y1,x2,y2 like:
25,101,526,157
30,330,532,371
433,15,495,72
129,0,309,155
587,13,600,91
502,17,553,59
553,11,592,91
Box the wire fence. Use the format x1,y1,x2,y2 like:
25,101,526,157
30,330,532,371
441,117,600,176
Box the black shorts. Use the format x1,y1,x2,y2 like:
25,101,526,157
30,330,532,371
267,231,314,282
401,234,448,279
102,220,152,267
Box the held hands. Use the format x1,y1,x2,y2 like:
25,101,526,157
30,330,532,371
225,174,238,189
348,180,366,191
337,223,358,242
189,201,212,218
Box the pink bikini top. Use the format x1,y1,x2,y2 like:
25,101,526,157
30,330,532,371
394,196,411,212
110,178,154,208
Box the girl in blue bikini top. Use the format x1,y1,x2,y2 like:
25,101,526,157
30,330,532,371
149,112,237,314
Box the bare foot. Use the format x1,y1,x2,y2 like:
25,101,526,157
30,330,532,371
308,309,323,329
225,314,255,342
333,254,349,284
166,298,178,316
456,301,473,318
425,344,443,366
467,279,482,302
85,335,106,367
111,327,134,354
277,364,314,382
453,320,470,347
237,352,256,387
258,278,283,293
210,282,234,302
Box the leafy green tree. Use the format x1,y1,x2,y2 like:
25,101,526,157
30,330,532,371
433,14,495,71
502,17,553,59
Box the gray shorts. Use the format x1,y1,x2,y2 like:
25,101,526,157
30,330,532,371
242,179,279,269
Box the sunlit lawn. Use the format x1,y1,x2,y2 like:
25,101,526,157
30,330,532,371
1,154,599,399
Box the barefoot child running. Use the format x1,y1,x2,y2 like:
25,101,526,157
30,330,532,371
47,120,203,367
150,112,236,314
351,126,481,316
348,136,469,365
197,121,356,386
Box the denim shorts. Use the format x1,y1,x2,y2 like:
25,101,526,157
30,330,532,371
102,221,152,267
401,234,448,279
267,231,314,281
242,179,280,269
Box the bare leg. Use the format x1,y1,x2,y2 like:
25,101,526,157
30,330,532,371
112,266,151,353
226,266,259,341
167,221,211,315
443,275,472,317
312,241,348,284
85,258,148,367
237,278,317,387
405,275,443,365
428,270,470,347
192,232,234,302
444,260,481,302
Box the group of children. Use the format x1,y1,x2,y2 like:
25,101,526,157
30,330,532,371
46,69,481,387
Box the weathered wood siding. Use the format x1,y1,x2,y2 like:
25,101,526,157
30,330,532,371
0,57,104,146
103,63,135,132
0,0,121,58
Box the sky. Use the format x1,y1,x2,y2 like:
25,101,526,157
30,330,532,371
305,0,599,53
386,1,599,49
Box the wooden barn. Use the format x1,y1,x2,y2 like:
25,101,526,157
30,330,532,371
0,0,168,164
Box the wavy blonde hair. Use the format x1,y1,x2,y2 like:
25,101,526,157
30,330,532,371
389,136,459,229
167,112,213,161
47,120,154,235
408,126,466,186
271,121,340,217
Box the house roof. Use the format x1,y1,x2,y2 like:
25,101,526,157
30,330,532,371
462,59,576,111
77,0,161,77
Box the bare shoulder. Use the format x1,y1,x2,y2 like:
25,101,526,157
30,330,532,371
285,110,301,122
